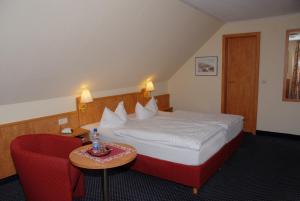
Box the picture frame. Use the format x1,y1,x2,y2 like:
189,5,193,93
195,56,218,76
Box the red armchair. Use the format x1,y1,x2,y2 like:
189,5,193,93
10,134,85,201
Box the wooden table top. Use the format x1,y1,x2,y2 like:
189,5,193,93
69,143,137,170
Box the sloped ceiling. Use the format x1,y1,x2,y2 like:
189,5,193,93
182,0,300,22
0,0,222,105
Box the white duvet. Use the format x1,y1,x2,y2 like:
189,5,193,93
171,110,243,130
83,110,243,152
113,115,226,151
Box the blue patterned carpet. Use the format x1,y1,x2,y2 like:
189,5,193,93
1,134,300,201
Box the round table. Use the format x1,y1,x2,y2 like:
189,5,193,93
69,143,137,201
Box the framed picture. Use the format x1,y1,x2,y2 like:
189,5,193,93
195,56,218,76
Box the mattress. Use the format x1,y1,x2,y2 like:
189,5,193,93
81,111,243,166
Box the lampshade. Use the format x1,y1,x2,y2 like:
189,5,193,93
145,81,155,92
80,89,93,103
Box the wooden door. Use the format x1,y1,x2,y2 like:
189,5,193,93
222,32,260,134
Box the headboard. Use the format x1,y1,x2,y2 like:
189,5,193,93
76,92,170,126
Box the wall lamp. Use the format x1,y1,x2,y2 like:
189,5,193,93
79,89,93,112
143,80,155,98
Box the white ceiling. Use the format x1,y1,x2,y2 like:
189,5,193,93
0,0,222,105
181,0,300,22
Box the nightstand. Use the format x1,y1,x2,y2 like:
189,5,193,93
160,107,173,112
61,128,90,144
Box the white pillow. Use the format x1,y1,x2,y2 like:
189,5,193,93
145,96,158,113
99,107,126,129
135,102,155,120
115,101,127,121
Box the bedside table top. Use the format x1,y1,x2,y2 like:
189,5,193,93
61,128,89,137
160,106,173,112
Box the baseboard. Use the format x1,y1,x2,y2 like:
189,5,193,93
256,130,300,140
0,174,18,185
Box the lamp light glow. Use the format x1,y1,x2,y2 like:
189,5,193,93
143,81,155,98
80,89,93,103
79,89,93,112
145,81,155,92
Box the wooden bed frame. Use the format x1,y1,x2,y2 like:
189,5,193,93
76,92,244,193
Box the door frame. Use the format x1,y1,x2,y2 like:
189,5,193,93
221,32,260,134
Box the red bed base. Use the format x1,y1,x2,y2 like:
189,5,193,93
130,131,244,189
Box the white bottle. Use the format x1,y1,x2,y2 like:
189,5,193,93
92,128,101,152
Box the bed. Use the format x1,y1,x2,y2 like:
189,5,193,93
81,109,244,193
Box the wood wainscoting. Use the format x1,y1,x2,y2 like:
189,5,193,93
0,92,170,179
77,92,170,126
0,111,78,179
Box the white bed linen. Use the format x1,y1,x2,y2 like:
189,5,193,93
126,111,243,142
113,115,225,151
168,110,243,142
82,122,226,165
81,111,243,166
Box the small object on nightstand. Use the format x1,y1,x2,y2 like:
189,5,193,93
61,128,89,137
61,128,73,134
61,128,90,144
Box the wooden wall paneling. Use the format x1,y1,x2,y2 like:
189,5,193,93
93,98,109,123
122,93,138,114
30,116,61,134
103,95,123,111
137,93,149,106
77,95,123,126
156,94,170,110
0,111,78,179
77,93,137,126
29,112,79,134
0,123,33,178
77,92,170,126
77,97,103,126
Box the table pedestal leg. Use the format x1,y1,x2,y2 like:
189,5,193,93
102,169,109,201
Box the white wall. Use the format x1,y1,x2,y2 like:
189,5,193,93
168,13,300,135
0,82,168,124
0,0,222,105
0,0,223,125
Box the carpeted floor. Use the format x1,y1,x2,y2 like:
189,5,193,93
1,134,300,201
